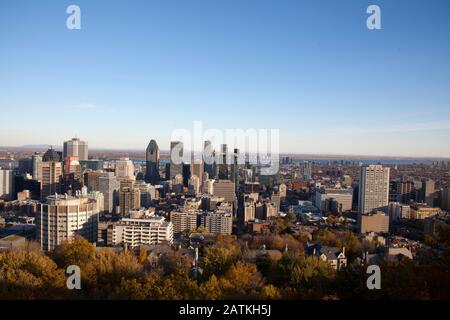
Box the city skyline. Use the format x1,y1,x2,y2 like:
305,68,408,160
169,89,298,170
2,137,450,160
1,0,450,157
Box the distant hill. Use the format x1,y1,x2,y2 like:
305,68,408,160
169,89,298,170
21,144,51,149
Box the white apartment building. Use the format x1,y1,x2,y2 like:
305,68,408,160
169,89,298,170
0,169,14,200
112,213,173,248
358,165,390,214
36,194,100,251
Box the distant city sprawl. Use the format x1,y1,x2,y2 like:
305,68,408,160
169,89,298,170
0,134,450,300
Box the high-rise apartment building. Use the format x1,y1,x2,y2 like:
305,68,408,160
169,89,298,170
358,165,390,214
201,212,232,235
170,210,199,234
119,186,140,216
36,194,100,251
63,138,88,161
0,169,14,201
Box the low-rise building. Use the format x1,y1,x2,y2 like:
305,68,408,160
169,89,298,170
315,188,353,213
410,204,441,220
388,202,411,220
0,234,27,251
359,211,389,234
112,211,173,248
306,244,347,270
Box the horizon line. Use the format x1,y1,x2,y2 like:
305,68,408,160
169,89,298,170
1,145,450,160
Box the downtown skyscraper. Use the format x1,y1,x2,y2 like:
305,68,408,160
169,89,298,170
145,139,160,184
203,140,215,179
170,141,184,179
40,147,63,201
218,144,229,179
63,137,88,161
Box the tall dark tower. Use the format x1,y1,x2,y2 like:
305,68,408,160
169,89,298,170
218,144,228,179
182,163,191,187
203,140,214,179
145,140,160,184
212,150,218,179
232,148,239,192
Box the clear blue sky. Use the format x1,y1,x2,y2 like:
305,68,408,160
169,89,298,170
1,0,450,157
